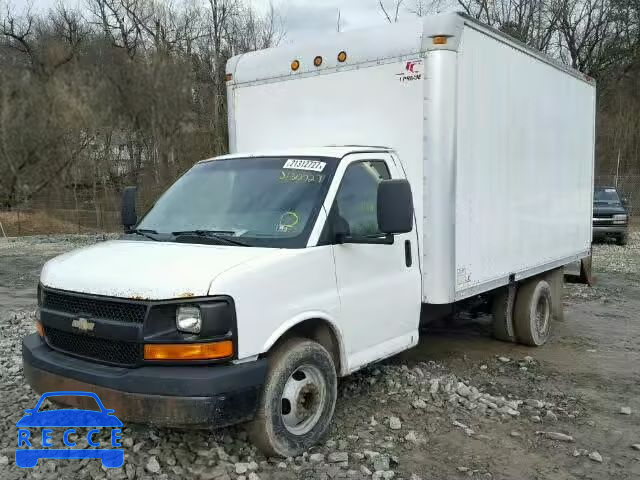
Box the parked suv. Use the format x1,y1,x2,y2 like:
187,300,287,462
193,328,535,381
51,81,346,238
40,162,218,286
593,186,629,245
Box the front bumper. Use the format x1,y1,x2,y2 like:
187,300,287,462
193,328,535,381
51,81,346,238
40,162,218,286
22,334,267,427
593,225,627,236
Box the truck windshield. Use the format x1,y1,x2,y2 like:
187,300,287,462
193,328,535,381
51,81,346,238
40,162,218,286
594,188,620,204
137,157,337,248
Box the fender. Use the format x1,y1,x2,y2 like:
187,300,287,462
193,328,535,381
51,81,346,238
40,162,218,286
261,311,348,376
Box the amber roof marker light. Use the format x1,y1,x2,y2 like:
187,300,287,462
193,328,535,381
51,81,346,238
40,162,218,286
337,51,347,63
432,35,449,45
291,59,300,71
313,56,323,67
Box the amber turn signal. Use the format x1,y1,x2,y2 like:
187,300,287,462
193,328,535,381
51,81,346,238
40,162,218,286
225,73,233,82
36,320,44,337
337,51,347,63
144,341,233,361
291,60,300,71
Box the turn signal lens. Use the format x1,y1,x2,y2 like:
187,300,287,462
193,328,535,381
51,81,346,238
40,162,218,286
291,60,300,71
225,73,233,82
432,36,448,45
313,56,323,67
144,341,233,361
337,51,347,63
36,321,44,337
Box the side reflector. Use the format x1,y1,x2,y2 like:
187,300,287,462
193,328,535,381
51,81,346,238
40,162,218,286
432,36,448,45
144,341,233,361
337,51,347,63
291,60,300,71
313,56,323,67
225,73,233,82
36,321,44,337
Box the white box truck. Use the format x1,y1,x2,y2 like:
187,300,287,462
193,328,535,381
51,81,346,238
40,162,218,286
23,13,595,456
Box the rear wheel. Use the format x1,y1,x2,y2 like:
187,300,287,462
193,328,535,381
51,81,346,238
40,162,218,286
514,278,552,346
249,338,337,457
617,233,628,246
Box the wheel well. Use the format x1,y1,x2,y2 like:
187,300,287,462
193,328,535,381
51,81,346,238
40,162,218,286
270,319,342,374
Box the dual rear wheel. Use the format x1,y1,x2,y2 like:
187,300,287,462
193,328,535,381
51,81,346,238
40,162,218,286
493,275,554,346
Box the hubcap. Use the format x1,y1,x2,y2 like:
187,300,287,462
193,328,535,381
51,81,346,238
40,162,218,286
535,295,550,337
280,364,327,435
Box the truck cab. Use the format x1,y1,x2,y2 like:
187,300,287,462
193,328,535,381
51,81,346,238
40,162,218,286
23,147,419,457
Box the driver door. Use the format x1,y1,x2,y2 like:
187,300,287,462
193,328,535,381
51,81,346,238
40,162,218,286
321,153,422,373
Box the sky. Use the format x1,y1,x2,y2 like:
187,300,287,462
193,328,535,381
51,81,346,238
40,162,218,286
7,0,446,43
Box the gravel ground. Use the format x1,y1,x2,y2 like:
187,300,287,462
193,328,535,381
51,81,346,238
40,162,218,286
1,233,639,480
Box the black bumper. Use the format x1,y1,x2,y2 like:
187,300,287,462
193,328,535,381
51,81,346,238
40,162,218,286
22,334,267,427
593,225,627,236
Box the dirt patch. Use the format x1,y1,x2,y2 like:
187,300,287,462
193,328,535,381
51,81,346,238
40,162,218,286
0,233,639,480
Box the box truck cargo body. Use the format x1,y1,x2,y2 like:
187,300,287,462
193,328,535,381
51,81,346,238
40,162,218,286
226,12,596,305
23,12,596,458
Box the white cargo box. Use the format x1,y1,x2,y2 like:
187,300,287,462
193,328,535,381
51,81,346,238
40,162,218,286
226,12,595,304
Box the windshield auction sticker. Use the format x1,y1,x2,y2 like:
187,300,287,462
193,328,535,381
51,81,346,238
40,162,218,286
283,159,326,172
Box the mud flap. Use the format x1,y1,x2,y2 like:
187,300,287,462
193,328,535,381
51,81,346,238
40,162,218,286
492,281,517,342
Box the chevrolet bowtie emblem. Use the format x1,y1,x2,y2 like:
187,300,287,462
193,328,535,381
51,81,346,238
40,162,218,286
72,317,95,332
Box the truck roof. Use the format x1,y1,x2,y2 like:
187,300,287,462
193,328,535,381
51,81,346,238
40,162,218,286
206,146,393,162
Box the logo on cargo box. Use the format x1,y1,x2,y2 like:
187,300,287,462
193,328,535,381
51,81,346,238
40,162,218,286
397,60,422,82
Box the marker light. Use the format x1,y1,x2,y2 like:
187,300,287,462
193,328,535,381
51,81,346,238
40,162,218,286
36,320,44,337
176,305,202,334
337,51,347,63
314,56,323,67
291,60,300,71
432,36,448,45
144,341,233,360
225,73,233,82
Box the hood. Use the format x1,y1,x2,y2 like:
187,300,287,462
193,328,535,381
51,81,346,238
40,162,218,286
41,240,277,300
593,204,627,216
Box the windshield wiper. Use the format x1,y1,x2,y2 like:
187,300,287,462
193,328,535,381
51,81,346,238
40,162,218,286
129,228,160,241
171,230,250,247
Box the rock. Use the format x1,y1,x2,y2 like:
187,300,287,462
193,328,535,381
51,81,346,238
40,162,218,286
540,431,574,442
360,465,373,476
510,431,522,438
412,399,427,409
381,471,395,480
545,410,558,422
235,463,249,474
631,444,640,451
277,462,287,469
531,415,542,423
373,455,390,472
123,437,134,448
588,451,603,463
620,406,632,415
328,452,349,463
389,416,402,430
409,474,422,480
525,399,544,409
247,461,258,471
497,356,510,363
309,453,325,464
429,379,440,395
0,456,8,466
125,463,136,479
146,457,161,474
364,450,380,460
457,466,469,472
573,449,588,457
479,365,487,370
523,356,534,363
404,431,418,443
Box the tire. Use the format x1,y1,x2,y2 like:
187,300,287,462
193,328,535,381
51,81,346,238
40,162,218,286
492,286,516,342
514,278,552,346
249,338,337,457
617,233,628,246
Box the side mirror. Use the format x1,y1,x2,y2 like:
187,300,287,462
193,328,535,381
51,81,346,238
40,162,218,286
121,186,138,232
621,196,629,207
377,179,413,234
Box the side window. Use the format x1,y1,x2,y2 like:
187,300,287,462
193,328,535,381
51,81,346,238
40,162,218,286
334,161,391,236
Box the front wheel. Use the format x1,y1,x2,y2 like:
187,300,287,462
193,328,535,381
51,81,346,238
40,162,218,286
249,338,337,457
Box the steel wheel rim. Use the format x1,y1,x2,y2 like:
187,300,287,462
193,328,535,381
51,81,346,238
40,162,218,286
280,364,327,435
535,295,550,337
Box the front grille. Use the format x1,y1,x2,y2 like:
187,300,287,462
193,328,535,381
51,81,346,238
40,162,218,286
42,289,147,323
44,326,142,366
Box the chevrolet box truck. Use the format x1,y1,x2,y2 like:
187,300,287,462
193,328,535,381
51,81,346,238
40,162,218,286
22,13,595,456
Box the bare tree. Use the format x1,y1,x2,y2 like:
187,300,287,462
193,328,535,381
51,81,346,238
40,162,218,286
378,0,405,23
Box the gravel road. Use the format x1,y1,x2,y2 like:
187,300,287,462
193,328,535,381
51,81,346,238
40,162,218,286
1,233,639,480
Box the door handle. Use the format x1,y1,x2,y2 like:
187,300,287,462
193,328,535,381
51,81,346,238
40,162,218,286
404,240,412,267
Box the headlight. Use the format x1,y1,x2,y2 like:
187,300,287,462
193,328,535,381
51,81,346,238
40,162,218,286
613,214,627,224
176,305,201,334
